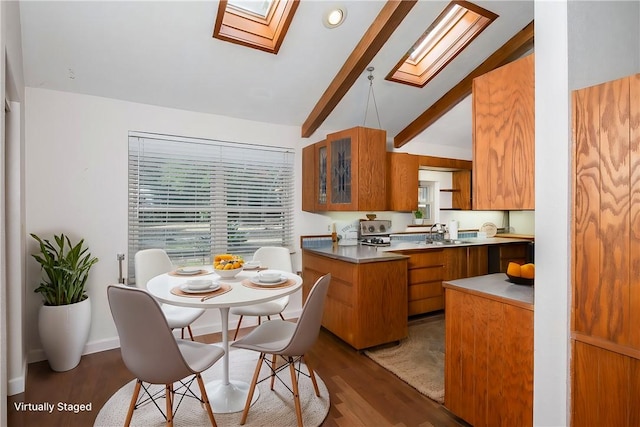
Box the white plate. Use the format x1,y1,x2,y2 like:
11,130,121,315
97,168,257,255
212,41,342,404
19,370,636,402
175,267,202,276
185,279,214,290
480,222,498,238
179,282,221,294
250,275,288,286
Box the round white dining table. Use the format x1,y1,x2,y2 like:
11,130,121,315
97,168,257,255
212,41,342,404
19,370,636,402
146,267,303,413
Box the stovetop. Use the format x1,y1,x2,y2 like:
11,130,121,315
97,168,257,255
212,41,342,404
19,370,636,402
359,236,391,247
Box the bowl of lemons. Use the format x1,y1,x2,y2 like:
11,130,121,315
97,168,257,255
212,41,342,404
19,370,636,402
213,254,244,278
506,262,534,286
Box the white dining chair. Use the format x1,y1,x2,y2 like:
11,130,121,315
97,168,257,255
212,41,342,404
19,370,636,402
108,285,224,426
134,249,205,341
231,246,293,340
231,274,331,427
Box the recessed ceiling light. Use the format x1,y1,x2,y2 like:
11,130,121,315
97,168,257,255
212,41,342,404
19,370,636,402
323,5,347,28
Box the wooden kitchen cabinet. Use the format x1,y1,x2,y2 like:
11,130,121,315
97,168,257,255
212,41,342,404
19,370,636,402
473,53,534,210
301,143,317,212
571,73,640,425
394,246,488,316
451,170,471,210
386,152,418,211
301,250,408,350
445,286,533,427
302,127,387,212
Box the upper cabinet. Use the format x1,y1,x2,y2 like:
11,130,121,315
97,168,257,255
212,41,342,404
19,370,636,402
302,127,387,212
387,152,418,212
473,54,535,210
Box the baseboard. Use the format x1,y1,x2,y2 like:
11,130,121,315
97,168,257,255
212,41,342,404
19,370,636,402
7,359,27,396
26,307,303,365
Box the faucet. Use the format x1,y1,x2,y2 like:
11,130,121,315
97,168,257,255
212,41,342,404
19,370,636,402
427,223,443,242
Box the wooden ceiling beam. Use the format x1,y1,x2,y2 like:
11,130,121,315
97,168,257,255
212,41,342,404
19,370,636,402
301,0,417,138
393,20,535,148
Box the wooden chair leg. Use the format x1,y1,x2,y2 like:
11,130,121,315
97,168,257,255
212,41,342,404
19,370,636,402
196,373,217,427
240,353,265,425
165,384,174,427
303,355,321,397
270,354,278,390
233,315,244,340
124,379,142,427
187,325,195,341
288,357,304,427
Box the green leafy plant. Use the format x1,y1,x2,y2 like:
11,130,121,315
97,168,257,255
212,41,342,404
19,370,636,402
31,233,99,306
413,210,423,219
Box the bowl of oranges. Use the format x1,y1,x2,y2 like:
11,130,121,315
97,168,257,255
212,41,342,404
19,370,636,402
506,262,535,286
213,254,244,278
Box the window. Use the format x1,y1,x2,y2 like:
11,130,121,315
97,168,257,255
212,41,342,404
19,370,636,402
128,132,294,280
386,1,497,88
213,0,299,54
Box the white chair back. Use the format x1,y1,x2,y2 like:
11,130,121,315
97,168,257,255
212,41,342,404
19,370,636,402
134,249,173,289
252,247,292,272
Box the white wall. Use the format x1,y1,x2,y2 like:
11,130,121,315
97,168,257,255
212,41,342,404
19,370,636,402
24,88,316,363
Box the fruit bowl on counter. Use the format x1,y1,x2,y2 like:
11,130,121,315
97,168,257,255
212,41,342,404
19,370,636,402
213,254,244,278
506,262,535,286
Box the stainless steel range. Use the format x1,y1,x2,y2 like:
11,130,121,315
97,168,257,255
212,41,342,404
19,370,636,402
359,220,392,247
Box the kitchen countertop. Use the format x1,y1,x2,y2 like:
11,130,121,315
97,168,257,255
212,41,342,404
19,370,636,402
302,237,532,264
443,273,534,310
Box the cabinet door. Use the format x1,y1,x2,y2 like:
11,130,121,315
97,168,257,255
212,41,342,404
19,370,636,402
387,152,418,211
473,54,534,210
315,141,328,210
326,129,354,210
452,170,471,210
302,144,316,212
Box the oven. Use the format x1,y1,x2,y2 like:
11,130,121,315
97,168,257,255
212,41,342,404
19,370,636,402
359,220,392,247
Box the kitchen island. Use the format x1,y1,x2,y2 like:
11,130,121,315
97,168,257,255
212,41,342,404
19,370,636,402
301,237,533,349
443,274,533,427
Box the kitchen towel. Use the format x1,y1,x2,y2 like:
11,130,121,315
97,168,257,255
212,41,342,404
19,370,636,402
449,220,458,240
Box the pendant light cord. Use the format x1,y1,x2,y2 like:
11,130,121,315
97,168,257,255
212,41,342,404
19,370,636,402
363,67,382,129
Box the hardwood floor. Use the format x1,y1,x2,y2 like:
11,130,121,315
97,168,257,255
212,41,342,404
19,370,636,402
8,320,468,427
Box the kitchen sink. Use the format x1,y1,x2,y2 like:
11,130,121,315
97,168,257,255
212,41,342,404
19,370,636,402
426,239,470,246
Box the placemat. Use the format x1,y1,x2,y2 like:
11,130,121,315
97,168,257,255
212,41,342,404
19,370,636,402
168,269,213,277
242,278,296,290
170,283,232,298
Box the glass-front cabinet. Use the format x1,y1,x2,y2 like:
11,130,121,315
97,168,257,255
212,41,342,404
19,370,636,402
302,126,387,212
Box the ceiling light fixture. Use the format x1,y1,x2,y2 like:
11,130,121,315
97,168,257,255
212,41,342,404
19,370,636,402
323,5,347,28
363,67,382,129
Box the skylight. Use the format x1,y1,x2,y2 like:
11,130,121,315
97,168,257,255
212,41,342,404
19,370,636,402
386,1,498,88
213,0,299,54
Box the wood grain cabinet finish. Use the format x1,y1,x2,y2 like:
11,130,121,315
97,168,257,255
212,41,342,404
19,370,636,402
301,251,408,350
394,246,488,316
445,288,533,427
302,126,387,212
301,143,317,212
473,54,534,210
386,152,418,212
571,73,640,425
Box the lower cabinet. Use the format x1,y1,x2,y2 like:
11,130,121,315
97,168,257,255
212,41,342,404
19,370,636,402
445,287,533,427
488,242,530,273
301,251,408,350
394,246,488,316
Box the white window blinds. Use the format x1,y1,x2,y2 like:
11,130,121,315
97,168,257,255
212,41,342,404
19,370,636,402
128,132,294,280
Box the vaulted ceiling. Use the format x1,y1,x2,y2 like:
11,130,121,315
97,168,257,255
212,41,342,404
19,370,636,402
19,0,534,150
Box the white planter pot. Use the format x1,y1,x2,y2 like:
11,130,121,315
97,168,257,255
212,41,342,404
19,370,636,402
414,218,424,225
38,297,91,372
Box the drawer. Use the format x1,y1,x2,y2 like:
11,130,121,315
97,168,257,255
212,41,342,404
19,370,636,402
405,250,444,269
409,266,444,284
409,281,444,300
409,296,444,316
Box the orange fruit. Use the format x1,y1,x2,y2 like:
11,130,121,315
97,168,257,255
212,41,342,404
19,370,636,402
507,262,522,277
520,263,535,279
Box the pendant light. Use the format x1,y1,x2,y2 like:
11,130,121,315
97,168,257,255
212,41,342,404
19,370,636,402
363,66,382,129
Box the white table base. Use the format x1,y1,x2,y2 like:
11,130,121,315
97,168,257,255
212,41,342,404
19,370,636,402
206,307,259,413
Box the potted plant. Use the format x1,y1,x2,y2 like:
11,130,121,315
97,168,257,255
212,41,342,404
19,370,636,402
31,233,99,371
413,210,424,225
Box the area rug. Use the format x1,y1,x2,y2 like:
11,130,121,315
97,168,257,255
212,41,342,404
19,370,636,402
365,316,445,403
95,347,330,427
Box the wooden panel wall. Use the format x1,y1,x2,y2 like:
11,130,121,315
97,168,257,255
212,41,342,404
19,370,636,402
572,73,640,425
